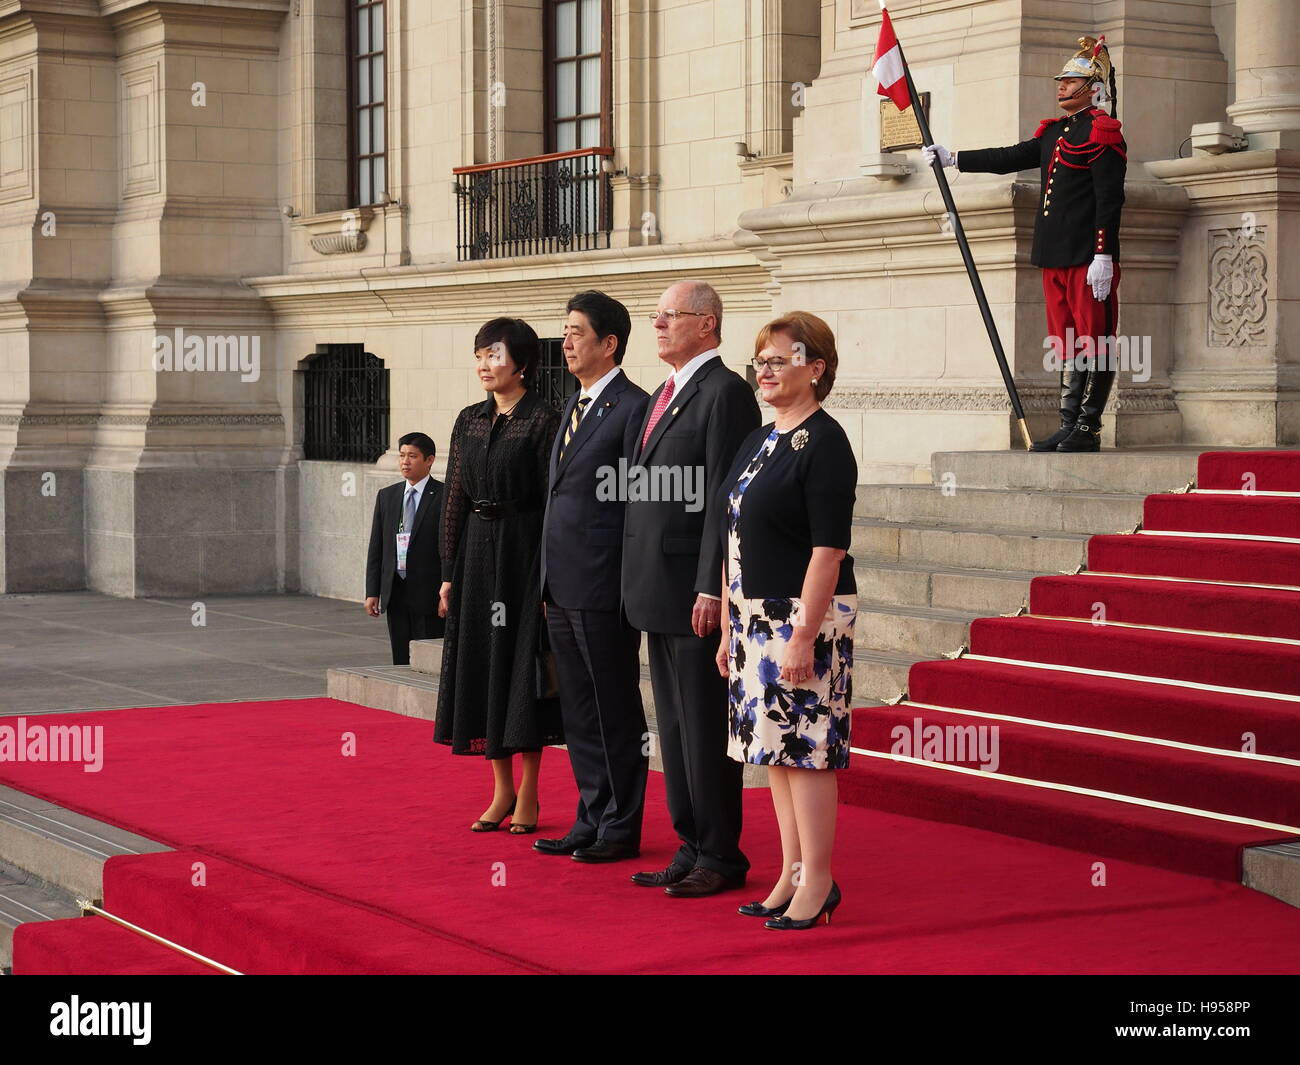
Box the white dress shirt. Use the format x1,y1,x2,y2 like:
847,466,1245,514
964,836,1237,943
579,365,623,407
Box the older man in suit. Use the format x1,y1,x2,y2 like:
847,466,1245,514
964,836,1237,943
365,432,445,664
622,280,761,897
534,291,651,863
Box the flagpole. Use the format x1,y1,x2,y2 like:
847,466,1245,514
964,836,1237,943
881,4,1034,450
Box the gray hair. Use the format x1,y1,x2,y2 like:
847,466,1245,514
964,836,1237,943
680,279,722,343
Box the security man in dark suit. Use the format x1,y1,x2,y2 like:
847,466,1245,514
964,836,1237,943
365,431,445,664
534,291,652,864
621,280,761,898
925,36,1126,453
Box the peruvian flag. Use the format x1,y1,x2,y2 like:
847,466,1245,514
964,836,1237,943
873,7,911,112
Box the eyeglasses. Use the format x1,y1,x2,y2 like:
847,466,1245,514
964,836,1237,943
648,310,709,323
751,357,794,373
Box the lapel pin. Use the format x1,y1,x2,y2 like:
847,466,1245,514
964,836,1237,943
671,406,679,415
792,429,810,451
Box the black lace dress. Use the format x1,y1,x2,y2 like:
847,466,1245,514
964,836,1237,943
434,389,564,758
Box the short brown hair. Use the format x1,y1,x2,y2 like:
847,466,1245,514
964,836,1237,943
753,311,838,401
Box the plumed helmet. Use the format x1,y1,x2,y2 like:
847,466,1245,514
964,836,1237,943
1054,35,1113,84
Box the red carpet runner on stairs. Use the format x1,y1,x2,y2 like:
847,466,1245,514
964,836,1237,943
846,448,1300,882
5,449,1300,973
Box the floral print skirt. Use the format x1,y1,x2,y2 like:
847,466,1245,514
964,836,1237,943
726,594,857,770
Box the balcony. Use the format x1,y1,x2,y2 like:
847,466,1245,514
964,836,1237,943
453,147,613,262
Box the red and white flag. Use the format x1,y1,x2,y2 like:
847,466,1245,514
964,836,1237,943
873,7,911,112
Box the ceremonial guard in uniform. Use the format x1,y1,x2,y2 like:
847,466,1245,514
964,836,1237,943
925,37,1126,452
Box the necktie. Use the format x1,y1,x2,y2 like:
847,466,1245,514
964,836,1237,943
559,394,591,463
640,376,676,452
398,486,416,576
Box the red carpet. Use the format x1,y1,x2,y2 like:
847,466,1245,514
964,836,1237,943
1029,573,1300,638
8,449,1300,974
1088,533,1300,584
1197,451,1300,491
836,449,1300,889
6,698,1300,975
1143,493,1300,538
967,615,1300,696
907,657,1300,758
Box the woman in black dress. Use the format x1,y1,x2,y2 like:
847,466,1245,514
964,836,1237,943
435,318,563,834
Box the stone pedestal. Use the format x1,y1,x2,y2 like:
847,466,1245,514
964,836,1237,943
1148,150,1300,445
1145,0,1300,445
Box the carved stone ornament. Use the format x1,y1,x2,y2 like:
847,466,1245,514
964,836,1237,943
310,231,368,255
1208,226,1267,346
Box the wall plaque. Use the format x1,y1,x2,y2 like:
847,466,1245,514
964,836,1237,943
880,92,930,152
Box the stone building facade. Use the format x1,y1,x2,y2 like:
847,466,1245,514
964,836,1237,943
0,0,1292,600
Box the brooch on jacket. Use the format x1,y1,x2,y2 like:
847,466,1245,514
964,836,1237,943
791,429,809,451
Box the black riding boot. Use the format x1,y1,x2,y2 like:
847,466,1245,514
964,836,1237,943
1057,370,1116,452
1030,367,1089,451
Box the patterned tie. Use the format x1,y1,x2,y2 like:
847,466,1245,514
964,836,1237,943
559,394,591,463
640,376,676,452
398,486,416,577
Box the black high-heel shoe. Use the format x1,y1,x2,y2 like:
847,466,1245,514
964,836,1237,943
508,800,539,835
737,897,792,918
471,798,516,833
764,882,841,930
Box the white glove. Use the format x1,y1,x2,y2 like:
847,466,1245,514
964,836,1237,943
922,143,956,169
1087,254,1114,301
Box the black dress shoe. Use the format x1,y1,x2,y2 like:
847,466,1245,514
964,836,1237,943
765,881,842,929
533,833,593,856
630,863,691,887
664,867,746,898
572,840,641,863
737,897,791,918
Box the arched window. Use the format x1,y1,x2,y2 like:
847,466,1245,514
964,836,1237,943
301,345,389,462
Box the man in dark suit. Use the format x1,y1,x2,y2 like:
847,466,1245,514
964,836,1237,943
365,432,445,664
622,280,761,897
534,291,651,864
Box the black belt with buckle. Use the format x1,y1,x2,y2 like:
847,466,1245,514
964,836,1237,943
471,499,514,520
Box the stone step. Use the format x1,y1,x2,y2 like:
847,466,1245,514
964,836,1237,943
853,560,1033,614
411,639,441,676
1244,841,1300,910
852,519,1091,575
853,648,925,703
855,603,980,659
0,864,83,973
854,484,1144,534
929,448,1205,495
0,783,168,973
0,784,168,903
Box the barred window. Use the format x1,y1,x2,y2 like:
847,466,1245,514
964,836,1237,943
301,344,390,462
349,0,386,206
535,338,579,412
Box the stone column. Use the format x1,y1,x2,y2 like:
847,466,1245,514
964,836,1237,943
1227,0,1300,148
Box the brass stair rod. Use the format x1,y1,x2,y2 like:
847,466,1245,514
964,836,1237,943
76,898,242,975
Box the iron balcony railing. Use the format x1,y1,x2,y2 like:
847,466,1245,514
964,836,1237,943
453,147,613,261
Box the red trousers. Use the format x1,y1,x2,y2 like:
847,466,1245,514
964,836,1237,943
1042,263,1121,369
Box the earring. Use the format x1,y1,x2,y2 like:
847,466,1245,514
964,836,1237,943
811,378,818,385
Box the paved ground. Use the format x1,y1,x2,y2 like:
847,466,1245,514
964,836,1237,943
0,592,393,715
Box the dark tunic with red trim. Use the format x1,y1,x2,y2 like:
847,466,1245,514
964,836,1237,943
956,106,1126,269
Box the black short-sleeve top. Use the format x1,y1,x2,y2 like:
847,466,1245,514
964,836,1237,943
715,407,857,599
